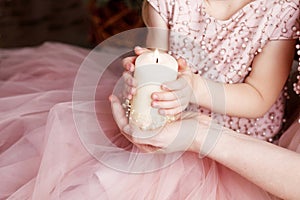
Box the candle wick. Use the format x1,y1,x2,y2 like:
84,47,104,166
156,58,159,63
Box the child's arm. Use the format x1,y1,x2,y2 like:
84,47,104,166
156,38,295,118
189,40,296,118
142,1,168,29
143,1,295,119
142,1,169,50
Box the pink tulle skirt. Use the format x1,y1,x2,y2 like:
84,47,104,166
0,42,291,199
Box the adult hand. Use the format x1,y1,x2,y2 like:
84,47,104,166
127,112,203,154
109,94,207,154
151,58,194,116
109,94,148,151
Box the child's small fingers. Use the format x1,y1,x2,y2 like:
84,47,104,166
125,84,137,99
131,87,137,96
124,86,132,99
177,58,188,71
159,106,183,116
121,84,132,100
152,99,180,109
174,88,191,100
152,89,186,101
152,91,177,101
122,56,136,64
131,78,138,87
127,94,133,100
123,72,137,87
122,56,136,71
134,46,150,55
125,86,134,99
162,78,187,91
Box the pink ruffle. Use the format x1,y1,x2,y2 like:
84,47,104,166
0,42,293,199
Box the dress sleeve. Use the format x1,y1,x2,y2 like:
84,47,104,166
146,0,175,23
268,0,300,40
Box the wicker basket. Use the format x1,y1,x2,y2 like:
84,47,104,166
88,0,145,47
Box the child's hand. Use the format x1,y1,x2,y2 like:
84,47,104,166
122,46,150,72
151,58,194,116
121,46,149,100
122,71,137,100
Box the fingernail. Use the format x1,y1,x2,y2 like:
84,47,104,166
131,88,136,94
161,84,169,90
135,46,142,50
178,57,186,63
130,65,135,72
124,63,132,72
152,101,158,108
131,88,136,95
152,94,158,100
125,63,131,70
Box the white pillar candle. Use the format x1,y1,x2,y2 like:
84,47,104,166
129,49,178,130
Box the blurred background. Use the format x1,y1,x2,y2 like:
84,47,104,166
0,0,298,59
0,0,144,48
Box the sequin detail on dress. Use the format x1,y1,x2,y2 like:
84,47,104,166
147,0,300,141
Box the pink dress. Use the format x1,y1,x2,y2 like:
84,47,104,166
0,42,282,200
0,1,299,199
148,0,300,141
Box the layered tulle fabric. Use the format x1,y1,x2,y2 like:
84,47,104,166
1,42,297,199
279,117,300,153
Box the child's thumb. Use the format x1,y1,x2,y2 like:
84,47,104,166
177,58,188,72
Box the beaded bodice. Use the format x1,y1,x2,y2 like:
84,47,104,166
148,0,300,141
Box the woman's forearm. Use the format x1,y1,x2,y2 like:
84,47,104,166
194,124,300,200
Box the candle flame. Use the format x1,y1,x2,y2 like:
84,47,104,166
154,49,159,63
